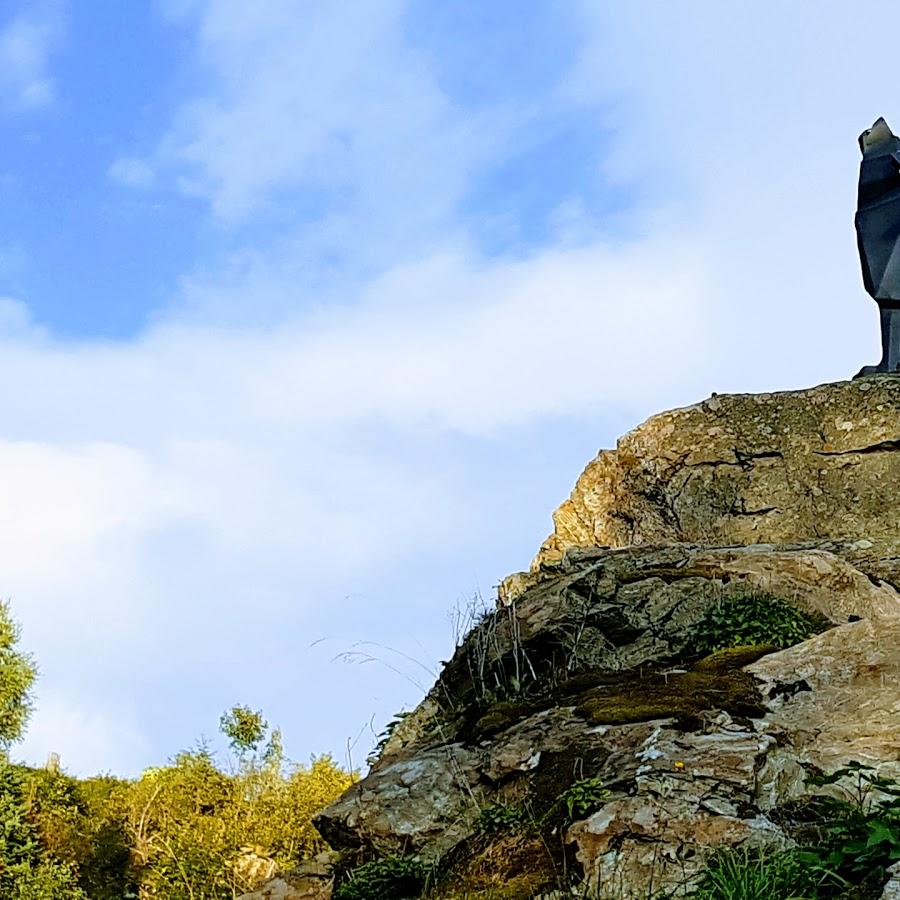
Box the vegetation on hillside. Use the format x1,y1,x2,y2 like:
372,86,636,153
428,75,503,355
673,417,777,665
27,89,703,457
0,598,355,898
0,725,354,899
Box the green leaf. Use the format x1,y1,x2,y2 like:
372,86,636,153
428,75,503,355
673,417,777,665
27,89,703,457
867,821,897,847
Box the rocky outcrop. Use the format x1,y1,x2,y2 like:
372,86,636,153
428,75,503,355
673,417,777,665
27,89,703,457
315,541,900,896
566,713,798,895
313,378,900,898
530,378,900,589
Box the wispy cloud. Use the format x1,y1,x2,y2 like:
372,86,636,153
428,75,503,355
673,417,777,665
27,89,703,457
0,12,59,111
168,1,498,224
0,229,711,774
7,1,898,776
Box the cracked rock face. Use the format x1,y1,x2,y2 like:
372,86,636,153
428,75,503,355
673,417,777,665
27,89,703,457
748,617,900,776
313,379,900,898
314,544,900,897
567,714,799,896
529,378,900,588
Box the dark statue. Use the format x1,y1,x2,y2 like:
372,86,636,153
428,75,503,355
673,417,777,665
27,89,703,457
856,117,900,375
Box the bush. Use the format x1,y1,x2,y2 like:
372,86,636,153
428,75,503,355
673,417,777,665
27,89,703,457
694,592,827,654
334,855,427,900
475,802,528,833
123,714,356,898
691,763,900,899
0,678,356,899
796,761,900,891
0,765,87,899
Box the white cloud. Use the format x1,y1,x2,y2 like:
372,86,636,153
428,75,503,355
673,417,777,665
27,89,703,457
132,0,516,271
0,229,714,774
0,13,58,111
0,237,711,442
559,2,890,386
12,2,900,776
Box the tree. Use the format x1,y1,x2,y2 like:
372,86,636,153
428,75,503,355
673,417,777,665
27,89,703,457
0,765,86,899
0,601,37,747
219,706,267,757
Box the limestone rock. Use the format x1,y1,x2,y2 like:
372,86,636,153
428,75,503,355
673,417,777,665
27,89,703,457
748,617,900,776
313,743,483,860
530,378,900,582
316,544,900,897
315,379,900,898
883,862,900,900
229,846,277,892
235,856,336,900
568,714,798,896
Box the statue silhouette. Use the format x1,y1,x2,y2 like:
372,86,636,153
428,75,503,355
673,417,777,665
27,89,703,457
856,117,900,375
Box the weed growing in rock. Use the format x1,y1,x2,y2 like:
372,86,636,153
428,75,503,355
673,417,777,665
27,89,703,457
693,592,828,654
794,761,900,892
366,710,412,766
556,777,608,824
475,802,529,834
333,855,428,900
466,599,537,704
692,846,820,899
689,763,900,899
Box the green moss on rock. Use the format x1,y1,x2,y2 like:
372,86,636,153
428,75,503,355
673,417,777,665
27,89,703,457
574,648,769,727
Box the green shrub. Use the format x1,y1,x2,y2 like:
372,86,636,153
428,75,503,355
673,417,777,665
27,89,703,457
694,593,827,654
0,765,87,899
4,860,87,900
691,763,900,899
475,802,529,833
122,708,357,898
693,846,819,899
334,855,427,900
219,705,268,755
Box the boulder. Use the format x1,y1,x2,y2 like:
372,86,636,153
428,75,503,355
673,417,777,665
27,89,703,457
529,378,900,588
748,617,900,775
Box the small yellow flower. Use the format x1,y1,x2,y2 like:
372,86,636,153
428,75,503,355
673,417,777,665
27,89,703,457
674,761,685,770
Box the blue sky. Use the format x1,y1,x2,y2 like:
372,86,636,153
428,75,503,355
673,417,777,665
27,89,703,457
0,1,896,775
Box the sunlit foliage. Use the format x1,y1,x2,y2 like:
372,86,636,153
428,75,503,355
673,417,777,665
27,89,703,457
0,708,353,898
0,604,353,898
0,601,37,747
